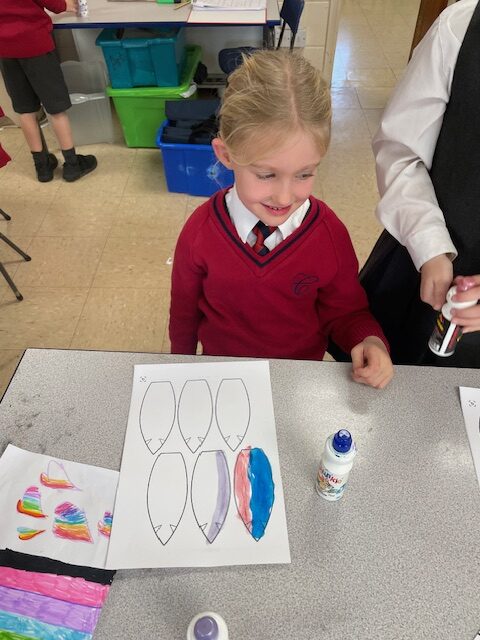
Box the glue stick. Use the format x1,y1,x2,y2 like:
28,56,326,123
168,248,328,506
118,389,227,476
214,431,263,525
428,285,478,357
187,612,229,640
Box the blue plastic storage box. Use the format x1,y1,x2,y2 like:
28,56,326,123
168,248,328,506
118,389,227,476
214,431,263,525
157,121,234,197
96,27,186,89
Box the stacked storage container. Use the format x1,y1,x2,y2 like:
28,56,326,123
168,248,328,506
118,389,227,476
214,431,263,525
50,60,114,146
96,27,201,148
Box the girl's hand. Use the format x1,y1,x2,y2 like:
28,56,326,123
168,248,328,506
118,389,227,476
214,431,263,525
451,275,480,333
351,336,394,389
65,0,78,12
420,254,453,310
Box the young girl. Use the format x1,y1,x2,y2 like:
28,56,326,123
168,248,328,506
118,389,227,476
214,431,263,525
169,49,393,389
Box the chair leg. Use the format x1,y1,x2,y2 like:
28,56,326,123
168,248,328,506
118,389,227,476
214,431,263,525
0,233,31,261
276,22,286,48
0,262,23,301
0,208,11,221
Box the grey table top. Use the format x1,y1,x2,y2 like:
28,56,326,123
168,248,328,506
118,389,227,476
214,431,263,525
1,348,480,640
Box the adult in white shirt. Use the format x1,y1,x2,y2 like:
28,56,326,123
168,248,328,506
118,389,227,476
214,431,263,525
361,0,480,367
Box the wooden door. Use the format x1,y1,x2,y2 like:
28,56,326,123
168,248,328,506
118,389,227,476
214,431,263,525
409,0,449,57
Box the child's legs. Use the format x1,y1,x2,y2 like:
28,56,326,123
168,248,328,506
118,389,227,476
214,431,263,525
3,51,73,151
48,112,73,151
18,113,43,151
21,51,73,150
0,58,43,150
0,72,21,126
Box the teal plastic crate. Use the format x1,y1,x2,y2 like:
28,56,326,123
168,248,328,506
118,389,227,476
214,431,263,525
107,46,201,148
96,27,186,89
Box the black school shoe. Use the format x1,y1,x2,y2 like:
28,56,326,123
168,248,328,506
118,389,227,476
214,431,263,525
32,152,59,183
63,154,98,182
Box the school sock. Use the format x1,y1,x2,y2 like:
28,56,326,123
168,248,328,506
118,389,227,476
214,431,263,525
61,147,98,182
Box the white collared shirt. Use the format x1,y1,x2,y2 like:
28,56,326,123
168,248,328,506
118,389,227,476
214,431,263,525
225,185,310,250
373,0,477,271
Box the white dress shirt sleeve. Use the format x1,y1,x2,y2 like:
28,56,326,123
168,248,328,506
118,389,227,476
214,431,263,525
372,2,474,271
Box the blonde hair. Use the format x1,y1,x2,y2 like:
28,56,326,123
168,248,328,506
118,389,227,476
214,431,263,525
218,49,331,164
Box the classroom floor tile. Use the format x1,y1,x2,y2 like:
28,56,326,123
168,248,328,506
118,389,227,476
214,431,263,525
70,287,170,352
0,0,421,394
37,194,121,238
0,287,89,349
91,236,175,289
110,194,189,240
0,350,24,397
13,236,105,288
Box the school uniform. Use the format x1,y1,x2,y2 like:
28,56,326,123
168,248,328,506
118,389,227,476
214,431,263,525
361,0,480,367
0,0,71,115
169,189,388,359
0,143,10,169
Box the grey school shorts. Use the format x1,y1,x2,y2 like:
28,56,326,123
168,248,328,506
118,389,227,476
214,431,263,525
0,50,71,115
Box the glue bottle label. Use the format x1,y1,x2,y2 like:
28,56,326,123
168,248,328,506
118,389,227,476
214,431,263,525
315,463,349,501
428,312,463,357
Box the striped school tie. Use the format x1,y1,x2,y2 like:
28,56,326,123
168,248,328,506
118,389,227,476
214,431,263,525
252,221,276,256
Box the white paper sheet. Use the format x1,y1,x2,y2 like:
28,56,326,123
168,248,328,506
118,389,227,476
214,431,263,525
0,445,118,568
106,360,290,569
460,387,480,487
192,0,266,10
187,7,266,22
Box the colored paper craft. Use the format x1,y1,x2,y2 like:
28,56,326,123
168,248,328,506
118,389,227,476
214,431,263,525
97,512,112,538
16,487,46,519
0,567,110,607
0,611,89,640
234,447,274,541
0,549,115,585
16,528,45,541
40,461,78,490
0,550,114,640
106,360,290,569
0,629,35,639
0,584,100,633
191,450,230,543
0,446,118,569
53,503,93,543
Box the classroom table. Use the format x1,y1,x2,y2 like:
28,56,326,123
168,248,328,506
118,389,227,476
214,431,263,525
1,348,480,639
51,0,281,29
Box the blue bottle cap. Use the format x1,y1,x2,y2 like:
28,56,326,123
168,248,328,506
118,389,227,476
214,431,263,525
332,429,352,453
194,616,219,640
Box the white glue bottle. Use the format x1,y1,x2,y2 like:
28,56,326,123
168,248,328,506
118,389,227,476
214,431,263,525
187,612,229,640
428,285,478,357
315,429,356,501
77,0,89,17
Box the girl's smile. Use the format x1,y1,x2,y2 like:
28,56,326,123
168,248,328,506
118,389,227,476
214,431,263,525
212,129,324,228
261,203,293,217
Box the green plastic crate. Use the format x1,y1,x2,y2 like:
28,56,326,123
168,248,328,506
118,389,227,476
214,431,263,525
107,46,201,148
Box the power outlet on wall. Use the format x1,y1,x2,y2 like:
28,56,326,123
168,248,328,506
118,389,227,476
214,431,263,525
274,26,307,48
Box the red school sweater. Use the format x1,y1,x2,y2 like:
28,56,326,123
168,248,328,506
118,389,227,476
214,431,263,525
0,0,67,59
169,191,389,360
